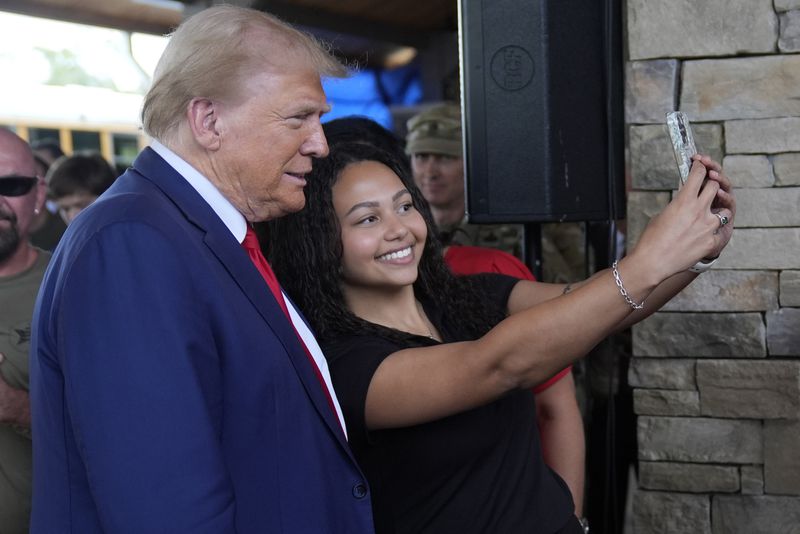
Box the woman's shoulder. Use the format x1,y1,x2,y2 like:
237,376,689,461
321,332,421,406
322,332,410,365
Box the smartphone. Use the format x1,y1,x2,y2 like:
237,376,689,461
666,111,697,186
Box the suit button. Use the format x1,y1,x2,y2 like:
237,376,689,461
352,483,368,499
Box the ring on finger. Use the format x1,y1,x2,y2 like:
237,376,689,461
715,213,729,227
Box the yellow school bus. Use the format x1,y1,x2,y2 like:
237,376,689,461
1,84,149,173
1,120,147,174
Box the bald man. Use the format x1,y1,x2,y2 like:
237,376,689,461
0,128,48,533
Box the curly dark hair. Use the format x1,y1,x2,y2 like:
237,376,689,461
265,140,503,344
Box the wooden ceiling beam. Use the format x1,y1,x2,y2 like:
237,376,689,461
0,0,182,35
251,0,432,49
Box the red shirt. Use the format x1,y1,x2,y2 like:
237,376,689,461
444,245,571,392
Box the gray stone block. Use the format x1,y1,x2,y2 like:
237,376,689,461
633,313,766,357
741,465,764,495
639,461,738,493
662,271,778,312
625,60,678,123
766,308,800,356
629,123,723,190
781,271,800,307
765,420,800,495
638,416,763,463
712,496,800,534
718,229,800,270
682,124,724,164
777,1,800,11
682,57,800,121
626,191,671,251
627,0,776,60
780,10,800,52
723,155,774,188
628,358,696,390
697,360,800,419
726,117,800,154
774,153,800,186
634,389,700,416
734,187,800,227
630,124,684,190
632,490,711,534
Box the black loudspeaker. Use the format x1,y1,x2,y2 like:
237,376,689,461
459,0,625,223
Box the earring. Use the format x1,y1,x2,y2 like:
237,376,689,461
34,208,41,215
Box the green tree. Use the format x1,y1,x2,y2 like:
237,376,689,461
37,47,118,90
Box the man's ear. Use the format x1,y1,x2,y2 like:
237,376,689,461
186,97,221,151
34,178,47,214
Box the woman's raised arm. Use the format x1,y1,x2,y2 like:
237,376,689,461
364,154,735,430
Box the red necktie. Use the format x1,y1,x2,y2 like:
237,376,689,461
241,227,343,433
242,228,291,317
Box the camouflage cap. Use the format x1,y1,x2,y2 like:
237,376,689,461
405,103,462,157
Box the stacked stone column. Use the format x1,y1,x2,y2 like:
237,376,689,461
625,1,800,532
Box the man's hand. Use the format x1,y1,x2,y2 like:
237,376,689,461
0,353,31,428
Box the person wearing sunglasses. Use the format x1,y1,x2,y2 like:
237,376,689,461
0,128,48,534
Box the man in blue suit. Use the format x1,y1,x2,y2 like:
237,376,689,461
29,6,374,533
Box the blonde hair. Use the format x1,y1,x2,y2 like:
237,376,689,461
141,5,346,142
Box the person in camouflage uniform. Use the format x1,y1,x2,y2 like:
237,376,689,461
405,102,586,284
406,103,588,520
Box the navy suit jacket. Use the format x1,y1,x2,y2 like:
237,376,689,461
30,148,375,533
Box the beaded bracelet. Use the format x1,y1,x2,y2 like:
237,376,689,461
612,260,645,310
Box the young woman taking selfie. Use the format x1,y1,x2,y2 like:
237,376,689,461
265,140,735,534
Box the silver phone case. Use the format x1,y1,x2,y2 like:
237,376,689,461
666,111,697,186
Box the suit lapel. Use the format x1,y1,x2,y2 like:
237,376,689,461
130,148,349,448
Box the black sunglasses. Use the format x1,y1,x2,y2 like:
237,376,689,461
0,176,38,197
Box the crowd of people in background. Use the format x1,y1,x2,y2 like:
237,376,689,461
25,141,118,252
0,4,736,534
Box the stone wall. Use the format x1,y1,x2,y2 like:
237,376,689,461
625,1,800,532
